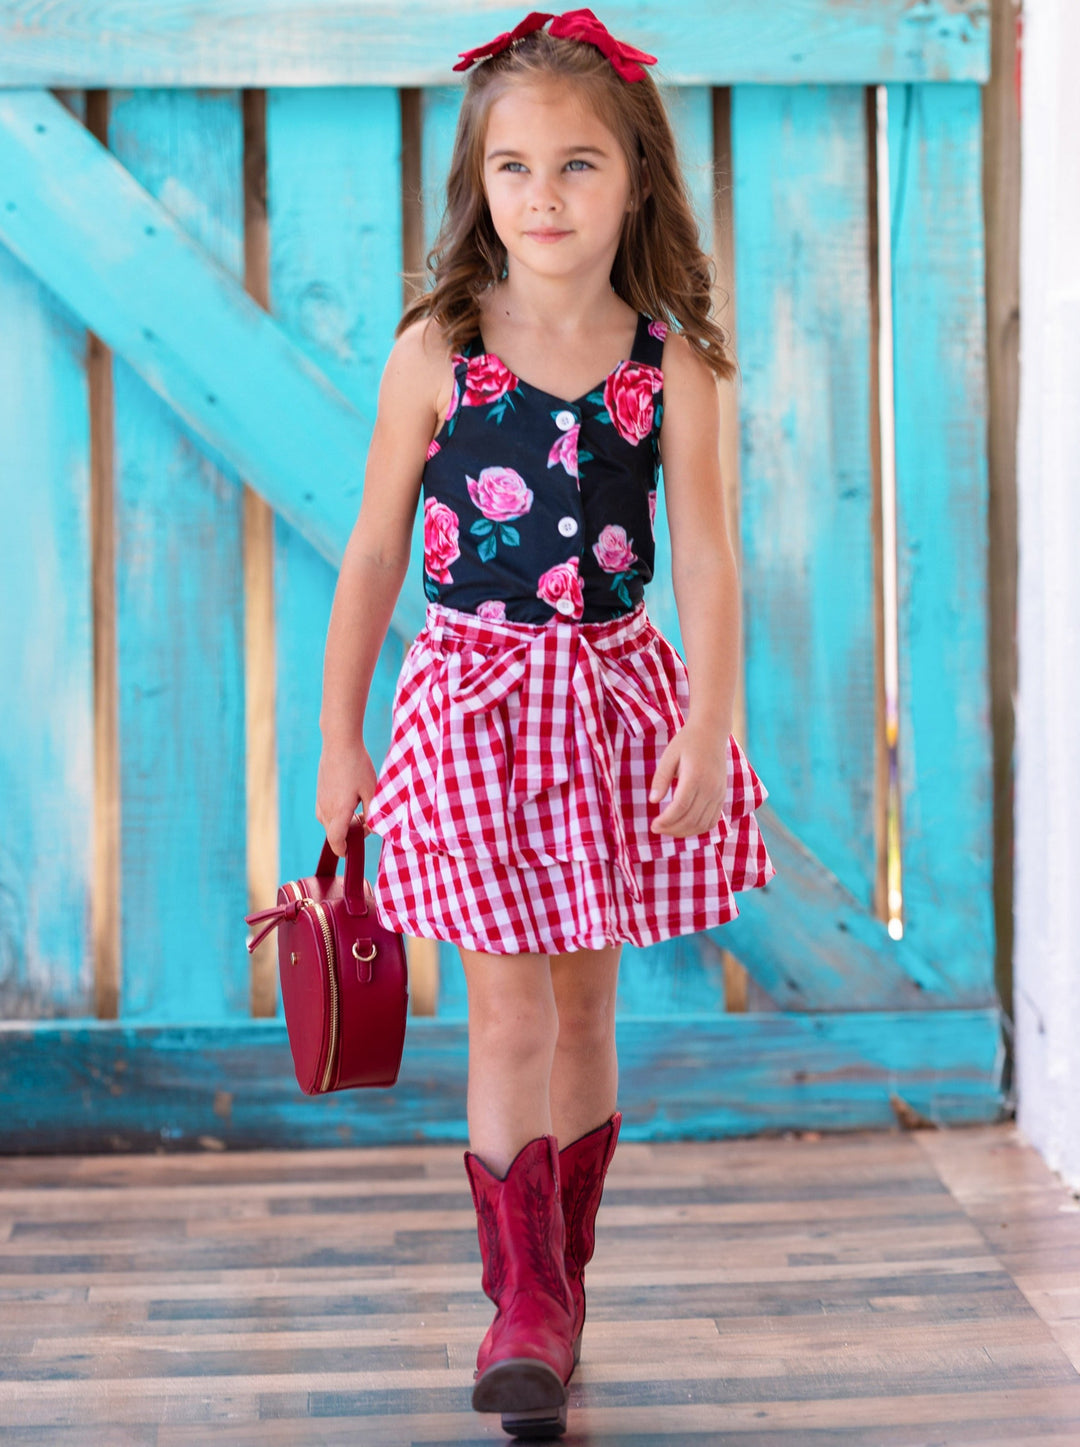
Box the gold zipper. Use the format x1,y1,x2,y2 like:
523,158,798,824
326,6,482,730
298,896,340,1092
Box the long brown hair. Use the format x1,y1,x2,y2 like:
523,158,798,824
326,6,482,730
397,28,736,382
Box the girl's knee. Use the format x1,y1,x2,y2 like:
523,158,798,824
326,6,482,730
460,946,559,1055
555,996,617,1055
551,946,620,1050
471,995,558,1050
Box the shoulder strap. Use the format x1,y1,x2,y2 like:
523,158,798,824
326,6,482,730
630,311,665,369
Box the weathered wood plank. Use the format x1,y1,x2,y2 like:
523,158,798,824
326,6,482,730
419,87,460,265
3,1126,1080,1442
0,141,93,1019
732,84,878,925
108,88,249,1022
239,88,281,1020
265,86,407,904
887,82,995,995
607,86,731,1018
0,2,990,87
0,1009,1004,1151
665,86,716,267
0,90,425,629
4,1396,1079,1443
715,804,979,1009
982,0,1020,1019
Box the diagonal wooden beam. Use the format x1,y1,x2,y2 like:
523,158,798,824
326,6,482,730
714,804,990,1010
0,87,428,640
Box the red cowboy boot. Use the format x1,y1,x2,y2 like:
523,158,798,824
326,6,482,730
465,1134,576,1439
559,1110,622,1365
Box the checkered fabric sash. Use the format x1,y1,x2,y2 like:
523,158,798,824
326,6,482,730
428,602,673,902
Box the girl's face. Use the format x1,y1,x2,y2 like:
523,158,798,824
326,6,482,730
482,79,634,286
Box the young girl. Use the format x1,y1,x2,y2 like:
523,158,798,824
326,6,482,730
316,8,775,1437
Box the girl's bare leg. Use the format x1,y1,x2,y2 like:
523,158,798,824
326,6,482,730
549,944,622,1145
459,946,558,1176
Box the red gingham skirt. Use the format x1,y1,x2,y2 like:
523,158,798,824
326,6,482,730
366,600,775,956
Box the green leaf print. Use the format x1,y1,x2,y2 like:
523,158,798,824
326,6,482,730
498,524,520,546
470,519,495,537
609,569,636,611
487,393,516,425
478,533,498,563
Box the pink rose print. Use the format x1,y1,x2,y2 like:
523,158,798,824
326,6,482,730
603,361,663,445
648,489,658,531
426,437,441,460
467,466,534,522
476,599,507,622
423,497,460,584
648,319,669,341
537,558,584,620
547,423,580,479
463,354,518,407
592,524,637,574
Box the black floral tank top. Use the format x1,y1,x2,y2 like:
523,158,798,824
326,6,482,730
420,312,668,624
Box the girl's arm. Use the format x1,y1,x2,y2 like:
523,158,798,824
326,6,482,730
316,318,449,854
649,334,741,837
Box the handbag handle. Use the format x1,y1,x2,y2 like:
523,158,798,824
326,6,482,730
316,809,371,917
245,810,373,952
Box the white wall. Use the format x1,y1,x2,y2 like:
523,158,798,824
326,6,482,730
1014,0,1080,1188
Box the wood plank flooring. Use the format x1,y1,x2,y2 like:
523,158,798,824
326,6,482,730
1,1122,1079,1444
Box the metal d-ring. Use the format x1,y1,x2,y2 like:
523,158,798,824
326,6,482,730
352,940,377,963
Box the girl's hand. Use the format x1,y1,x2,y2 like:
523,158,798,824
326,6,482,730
316,739,378,856
649,724,730,838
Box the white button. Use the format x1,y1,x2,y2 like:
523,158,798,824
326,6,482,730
555,409,577,431
557,516,578,537
554,597,575,615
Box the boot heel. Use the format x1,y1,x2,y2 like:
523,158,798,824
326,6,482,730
501,1401,569,1439
471,1356,567,1414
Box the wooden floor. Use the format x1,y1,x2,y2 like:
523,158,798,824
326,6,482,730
1,1123,1080,1445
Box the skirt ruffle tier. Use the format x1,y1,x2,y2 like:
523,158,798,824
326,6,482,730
366,600,775,956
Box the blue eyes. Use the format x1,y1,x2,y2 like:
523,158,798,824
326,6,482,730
498,159,593,173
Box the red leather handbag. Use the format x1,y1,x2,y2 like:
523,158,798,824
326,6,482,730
244,816,408,1093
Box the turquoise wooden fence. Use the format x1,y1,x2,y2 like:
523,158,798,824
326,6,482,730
0,1,1003,1149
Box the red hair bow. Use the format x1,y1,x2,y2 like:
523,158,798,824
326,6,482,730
453,11,553,72
453,7,658,83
